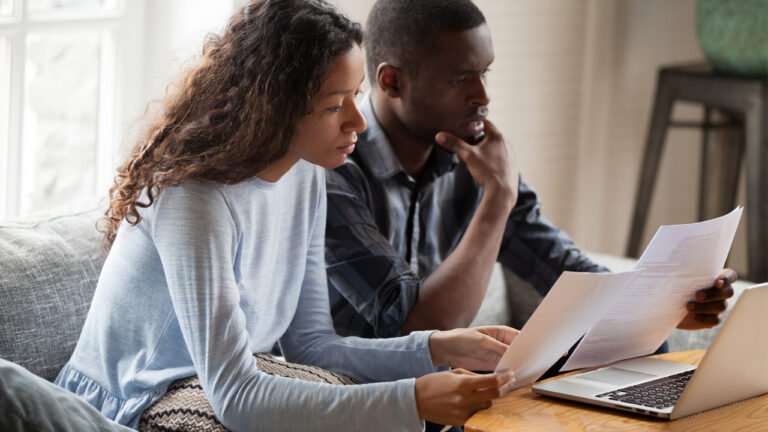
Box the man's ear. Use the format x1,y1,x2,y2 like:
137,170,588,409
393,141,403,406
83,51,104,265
376,63,404,97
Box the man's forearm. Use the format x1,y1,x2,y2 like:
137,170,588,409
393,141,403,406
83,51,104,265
401,186,515,333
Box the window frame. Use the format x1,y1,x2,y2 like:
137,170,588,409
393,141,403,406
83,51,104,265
0,0,143,219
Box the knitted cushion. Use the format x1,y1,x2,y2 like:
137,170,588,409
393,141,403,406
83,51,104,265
139,354,356,432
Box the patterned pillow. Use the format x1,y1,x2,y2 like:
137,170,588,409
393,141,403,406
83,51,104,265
139,354,356,432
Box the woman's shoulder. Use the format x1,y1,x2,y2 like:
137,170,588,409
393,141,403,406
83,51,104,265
137,180,244,229
148,165,324,216
130,180,240,241
155,179,229,208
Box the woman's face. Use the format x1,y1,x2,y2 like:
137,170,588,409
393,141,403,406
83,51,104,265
288,45,367,169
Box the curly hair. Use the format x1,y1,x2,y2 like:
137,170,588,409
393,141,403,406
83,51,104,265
102,0,362,247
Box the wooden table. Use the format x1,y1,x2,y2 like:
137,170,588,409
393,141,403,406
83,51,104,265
465,350,768,431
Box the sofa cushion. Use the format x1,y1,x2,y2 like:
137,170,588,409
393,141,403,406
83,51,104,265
0,206,106,381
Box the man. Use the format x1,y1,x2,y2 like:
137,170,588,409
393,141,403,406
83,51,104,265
325,0,736,341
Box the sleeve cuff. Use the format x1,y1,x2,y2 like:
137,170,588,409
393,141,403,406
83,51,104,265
409,330,438,376
396,378,427,432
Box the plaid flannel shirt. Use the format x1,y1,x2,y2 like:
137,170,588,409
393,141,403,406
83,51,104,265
325,95,606,338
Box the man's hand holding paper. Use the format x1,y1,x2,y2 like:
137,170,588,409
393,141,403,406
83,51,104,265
677,268,738,330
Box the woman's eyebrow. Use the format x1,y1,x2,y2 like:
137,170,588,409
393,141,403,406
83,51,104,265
322,89,355,97
319,77,365,97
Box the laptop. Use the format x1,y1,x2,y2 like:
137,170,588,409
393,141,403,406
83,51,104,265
531,282,768,420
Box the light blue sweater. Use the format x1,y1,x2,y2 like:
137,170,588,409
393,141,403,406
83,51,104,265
56,160,434,431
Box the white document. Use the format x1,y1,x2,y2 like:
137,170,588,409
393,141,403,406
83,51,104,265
562,207,743,371
494,270,641,390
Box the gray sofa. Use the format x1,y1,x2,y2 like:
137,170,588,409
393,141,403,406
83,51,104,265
0,205,140,431
1,205,106,382
0,204,749,401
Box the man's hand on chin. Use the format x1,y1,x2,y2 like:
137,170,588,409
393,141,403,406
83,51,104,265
677,268,738,330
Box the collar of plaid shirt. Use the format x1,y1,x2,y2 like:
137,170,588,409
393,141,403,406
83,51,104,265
354,93,460,186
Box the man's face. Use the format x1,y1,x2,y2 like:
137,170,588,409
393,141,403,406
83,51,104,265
398,24,494,144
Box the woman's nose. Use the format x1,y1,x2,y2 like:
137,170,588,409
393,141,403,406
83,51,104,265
345,103,367,133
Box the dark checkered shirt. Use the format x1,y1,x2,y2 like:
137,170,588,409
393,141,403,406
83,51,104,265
325,95,606,338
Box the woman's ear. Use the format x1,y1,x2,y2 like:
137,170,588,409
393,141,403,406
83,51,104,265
376,63,403,97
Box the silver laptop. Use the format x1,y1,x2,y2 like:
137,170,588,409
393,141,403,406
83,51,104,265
532,282,768,420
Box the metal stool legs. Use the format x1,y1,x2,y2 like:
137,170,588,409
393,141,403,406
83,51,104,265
626,65,767,282
626,69,674,261
743,86,767,282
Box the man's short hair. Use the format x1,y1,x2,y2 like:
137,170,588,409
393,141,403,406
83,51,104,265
365,0,486,83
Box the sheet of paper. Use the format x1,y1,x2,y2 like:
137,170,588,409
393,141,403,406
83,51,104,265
494,270,640,390
562,207,742,371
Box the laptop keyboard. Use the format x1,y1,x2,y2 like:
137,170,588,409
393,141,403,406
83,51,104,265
595,369,695,410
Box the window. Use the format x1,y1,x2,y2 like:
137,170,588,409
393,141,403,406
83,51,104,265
0,0,11,15
0,0,141,218
1,36,10,218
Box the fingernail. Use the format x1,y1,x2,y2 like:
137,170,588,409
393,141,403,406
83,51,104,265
686,302,695,311
435,134,445,144
716,279,724,288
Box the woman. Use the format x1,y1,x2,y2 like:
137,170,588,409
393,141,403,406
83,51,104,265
56,0,517,430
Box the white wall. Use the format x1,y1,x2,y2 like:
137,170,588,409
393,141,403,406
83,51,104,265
118,0,237,158
574,0,706,253
140,0,235,106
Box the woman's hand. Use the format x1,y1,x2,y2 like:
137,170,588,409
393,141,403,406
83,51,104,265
428,326,519,371
414,369,515,426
